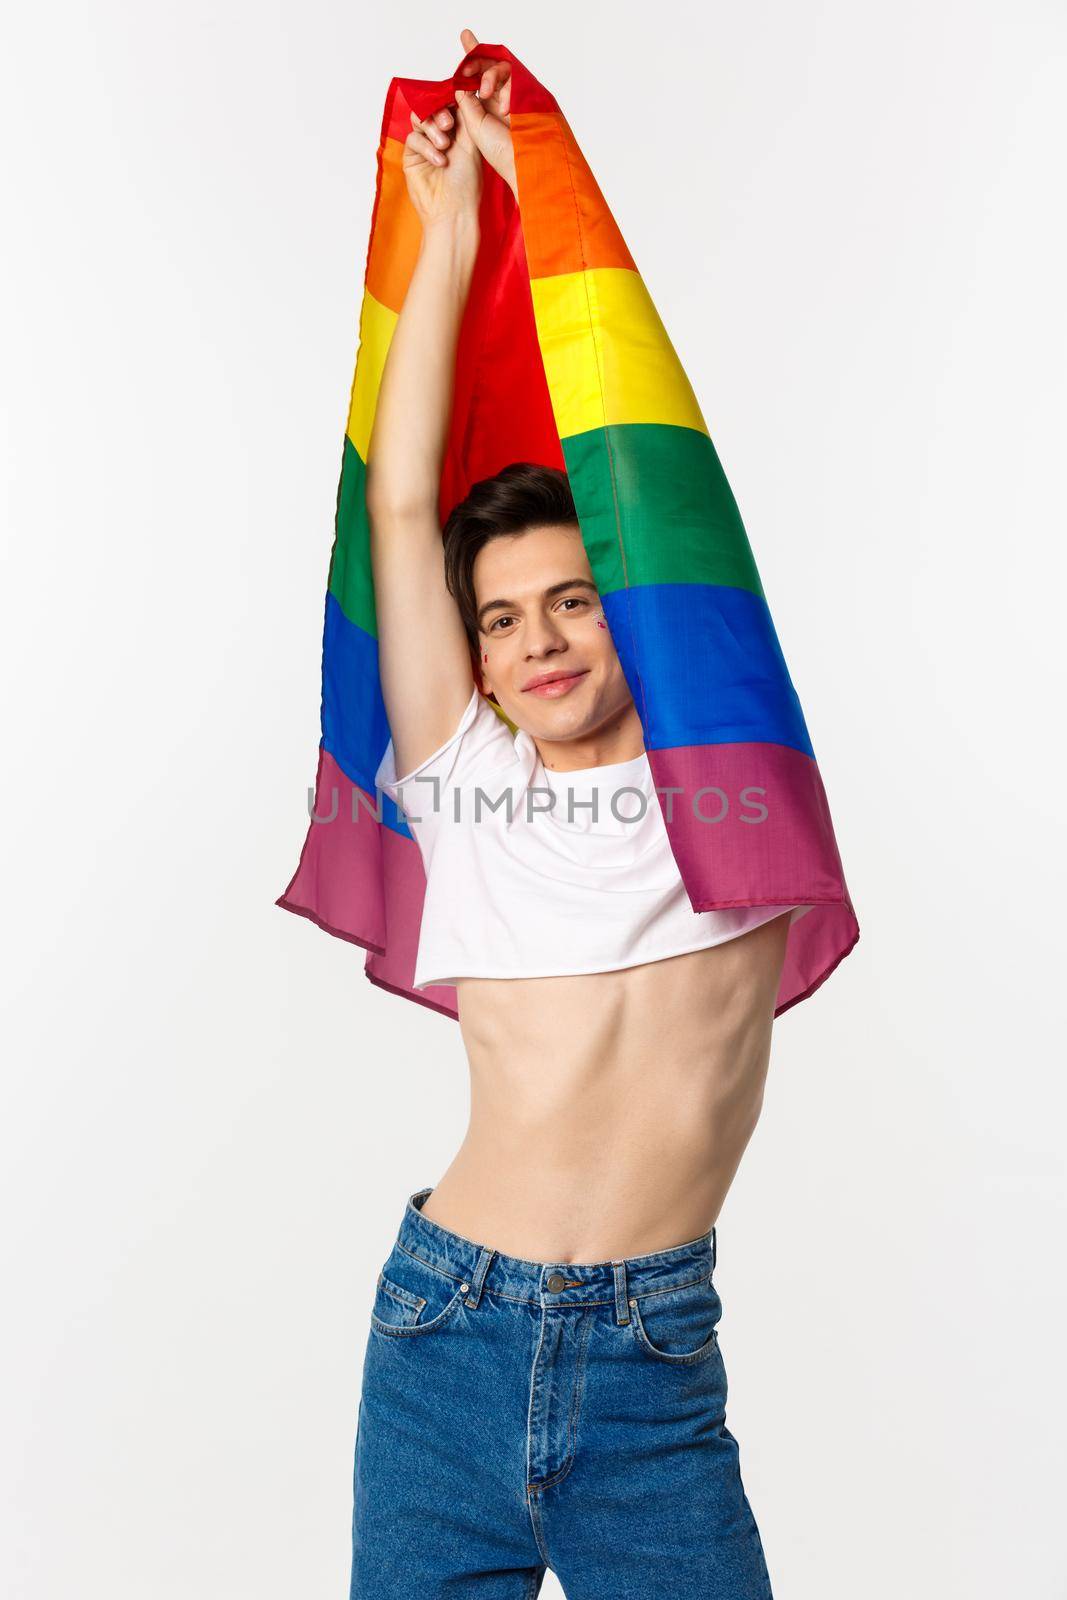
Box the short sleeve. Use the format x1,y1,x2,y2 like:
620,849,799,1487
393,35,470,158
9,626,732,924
374,687,517,864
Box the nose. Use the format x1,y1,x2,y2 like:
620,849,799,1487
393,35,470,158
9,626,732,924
524,609,568,658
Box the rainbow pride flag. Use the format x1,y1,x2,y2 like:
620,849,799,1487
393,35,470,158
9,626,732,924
276,43,860,1019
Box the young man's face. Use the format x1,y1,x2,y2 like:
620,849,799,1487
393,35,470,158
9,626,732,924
472,523,635,746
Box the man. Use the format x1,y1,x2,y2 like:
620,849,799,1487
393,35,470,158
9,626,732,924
347,30,802,1600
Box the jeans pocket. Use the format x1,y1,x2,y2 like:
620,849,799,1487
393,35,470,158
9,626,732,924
629,1270,722,1365
369,1244,468,1340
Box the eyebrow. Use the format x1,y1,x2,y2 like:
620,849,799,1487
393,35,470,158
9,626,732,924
476,579,599,630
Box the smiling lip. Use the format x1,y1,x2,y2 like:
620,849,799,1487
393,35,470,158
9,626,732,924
523,669,590,697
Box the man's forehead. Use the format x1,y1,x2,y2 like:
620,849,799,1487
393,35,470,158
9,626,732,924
474,527,593,595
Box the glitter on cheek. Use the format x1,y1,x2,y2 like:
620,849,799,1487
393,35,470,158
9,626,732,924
592,605,609,631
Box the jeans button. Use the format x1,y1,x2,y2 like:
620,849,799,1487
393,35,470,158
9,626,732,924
546,1273,566,1293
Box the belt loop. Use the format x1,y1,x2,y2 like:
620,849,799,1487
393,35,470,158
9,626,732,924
611,1259,630,1325
710,1225,717,1275
464,1245,495,1309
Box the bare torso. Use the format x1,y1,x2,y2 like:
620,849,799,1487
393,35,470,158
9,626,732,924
419,910,791,1263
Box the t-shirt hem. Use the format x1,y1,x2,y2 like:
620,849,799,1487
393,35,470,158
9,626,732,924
414,914,803,989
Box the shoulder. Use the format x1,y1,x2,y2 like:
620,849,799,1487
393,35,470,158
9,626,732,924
375,689,519,857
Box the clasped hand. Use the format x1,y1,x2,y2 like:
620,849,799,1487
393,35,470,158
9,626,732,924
402,27,517,225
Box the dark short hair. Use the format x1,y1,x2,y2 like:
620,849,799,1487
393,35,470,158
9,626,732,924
442,462,580,650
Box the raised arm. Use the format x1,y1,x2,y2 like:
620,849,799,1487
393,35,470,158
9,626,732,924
366,41,517,781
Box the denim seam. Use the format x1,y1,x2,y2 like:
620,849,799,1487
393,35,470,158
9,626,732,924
376,1271,425,1314
526,1489,551,1569
527,1310,594,1492
393,1239,466,1284
524,1309,551,1564
369,1286,467,1339
628,1298,722,1366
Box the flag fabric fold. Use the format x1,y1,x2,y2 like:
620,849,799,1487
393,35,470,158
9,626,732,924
277,43,860,1020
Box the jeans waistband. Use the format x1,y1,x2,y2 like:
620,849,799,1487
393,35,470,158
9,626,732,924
394,1186,717,1314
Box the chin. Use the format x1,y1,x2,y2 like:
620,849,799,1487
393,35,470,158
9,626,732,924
530,696,602,738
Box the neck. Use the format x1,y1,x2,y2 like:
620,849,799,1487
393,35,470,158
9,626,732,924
533,705,646,773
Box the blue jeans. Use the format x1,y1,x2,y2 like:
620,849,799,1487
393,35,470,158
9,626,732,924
350,1186,775,1599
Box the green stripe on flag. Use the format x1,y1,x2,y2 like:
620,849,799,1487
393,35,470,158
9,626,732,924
328,437,378,639
562,422,764,598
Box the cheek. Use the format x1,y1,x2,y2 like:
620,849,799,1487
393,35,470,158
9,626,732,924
481,636,516,670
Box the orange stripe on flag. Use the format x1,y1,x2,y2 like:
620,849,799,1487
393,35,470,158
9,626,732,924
513,111,637,280
366,137,422,314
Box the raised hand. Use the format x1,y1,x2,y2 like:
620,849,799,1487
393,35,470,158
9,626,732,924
402,102,483,227
453,27,517,199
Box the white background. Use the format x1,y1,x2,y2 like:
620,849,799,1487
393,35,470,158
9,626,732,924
2,2,1065,1596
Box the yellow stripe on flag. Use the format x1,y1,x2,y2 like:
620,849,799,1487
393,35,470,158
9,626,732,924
530,267,709,441
344,289,399,463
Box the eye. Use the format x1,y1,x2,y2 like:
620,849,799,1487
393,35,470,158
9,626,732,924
488,614,516,632
558,597,590,613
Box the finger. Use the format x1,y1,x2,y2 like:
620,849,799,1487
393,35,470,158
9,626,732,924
480,63,507,99
451,90,480,149
420,112,453,149
409,109,451,151
460,52,509,78
454,88,484,124
405,125,447,166
454,88,504,160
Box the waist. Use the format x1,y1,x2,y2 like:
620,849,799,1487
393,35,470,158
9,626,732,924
427,1038,772,1261
433,936,785,1259
395,1185,717,1296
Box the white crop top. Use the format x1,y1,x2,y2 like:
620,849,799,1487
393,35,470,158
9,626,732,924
375,686,810,991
